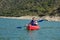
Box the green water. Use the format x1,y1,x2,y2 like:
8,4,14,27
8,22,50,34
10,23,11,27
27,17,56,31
0,18,60,40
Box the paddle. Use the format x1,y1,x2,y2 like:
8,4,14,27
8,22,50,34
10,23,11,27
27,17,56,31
16,19,48,29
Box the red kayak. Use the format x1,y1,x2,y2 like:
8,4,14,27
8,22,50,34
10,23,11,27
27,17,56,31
27,24,40,30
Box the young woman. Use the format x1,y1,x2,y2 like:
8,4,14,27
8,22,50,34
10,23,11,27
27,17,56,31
29,17,38,26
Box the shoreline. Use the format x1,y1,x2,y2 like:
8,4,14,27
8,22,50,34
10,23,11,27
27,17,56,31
0,16,39,19
0,16,60,21
42,16,60,21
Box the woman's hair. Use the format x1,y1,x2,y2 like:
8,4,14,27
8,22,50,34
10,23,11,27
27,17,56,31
32,17,35,19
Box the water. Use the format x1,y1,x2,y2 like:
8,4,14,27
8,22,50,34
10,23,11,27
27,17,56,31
0,18,60,40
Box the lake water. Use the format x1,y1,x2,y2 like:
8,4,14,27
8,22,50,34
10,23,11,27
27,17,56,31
0,18,60,40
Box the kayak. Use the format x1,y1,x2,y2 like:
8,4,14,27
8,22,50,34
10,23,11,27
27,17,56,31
27,24,40,30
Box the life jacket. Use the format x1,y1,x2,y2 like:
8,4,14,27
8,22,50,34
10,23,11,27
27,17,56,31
30,20,37,26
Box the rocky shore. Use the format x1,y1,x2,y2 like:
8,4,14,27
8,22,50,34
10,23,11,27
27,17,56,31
42,16,60,21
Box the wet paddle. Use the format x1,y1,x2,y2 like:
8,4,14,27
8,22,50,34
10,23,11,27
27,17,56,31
16,19,48,29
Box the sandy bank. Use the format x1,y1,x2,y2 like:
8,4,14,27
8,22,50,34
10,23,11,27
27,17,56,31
0,16,60,21
0,16,39,19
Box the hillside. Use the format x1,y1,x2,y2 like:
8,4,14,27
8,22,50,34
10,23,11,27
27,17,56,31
0,0,60,17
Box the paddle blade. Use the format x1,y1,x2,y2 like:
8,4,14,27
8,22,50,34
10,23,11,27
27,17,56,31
38,19,48,22
16,27,22,29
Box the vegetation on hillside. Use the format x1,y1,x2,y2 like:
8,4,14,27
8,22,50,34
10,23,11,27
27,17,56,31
0,0,60,17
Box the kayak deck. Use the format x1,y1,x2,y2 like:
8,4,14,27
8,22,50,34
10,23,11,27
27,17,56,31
27,24,40,30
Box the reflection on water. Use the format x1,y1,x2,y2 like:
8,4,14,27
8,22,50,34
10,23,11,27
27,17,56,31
0,18,60,40
27,30,36,40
